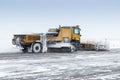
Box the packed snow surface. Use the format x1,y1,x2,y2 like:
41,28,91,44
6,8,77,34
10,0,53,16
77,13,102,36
0,49,120,80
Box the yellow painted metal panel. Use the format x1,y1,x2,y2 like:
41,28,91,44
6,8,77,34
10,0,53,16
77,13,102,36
23,34,40,43
56,28,72,41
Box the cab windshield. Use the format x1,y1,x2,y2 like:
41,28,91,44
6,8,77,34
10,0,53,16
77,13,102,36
73,27,80,35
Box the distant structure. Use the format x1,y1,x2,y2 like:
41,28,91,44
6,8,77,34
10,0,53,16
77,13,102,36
80,39,110,51
80,39,120,50
107,39,120,49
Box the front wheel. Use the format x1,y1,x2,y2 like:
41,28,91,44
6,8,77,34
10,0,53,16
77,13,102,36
32,43,42,53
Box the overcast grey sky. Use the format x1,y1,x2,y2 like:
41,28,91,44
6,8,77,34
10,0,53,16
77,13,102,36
0,0,120,40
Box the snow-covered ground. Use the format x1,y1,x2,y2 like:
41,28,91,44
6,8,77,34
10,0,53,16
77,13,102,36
0,50,120,80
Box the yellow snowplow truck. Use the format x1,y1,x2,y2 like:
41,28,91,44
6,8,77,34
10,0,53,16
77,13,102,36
12,25,81,53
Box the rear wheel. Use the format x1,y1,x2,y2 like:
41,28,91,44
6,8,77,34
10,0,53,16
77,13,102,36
32,43,42,53
22,47,28,53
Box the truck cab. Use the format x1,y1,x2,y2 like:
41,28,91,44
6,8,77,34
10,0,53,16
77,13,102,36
46,25,81,51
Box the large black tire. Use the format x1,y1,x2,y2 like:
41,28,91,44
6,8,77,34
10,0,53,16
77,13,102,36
32,43,42,53
22,48,28,53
